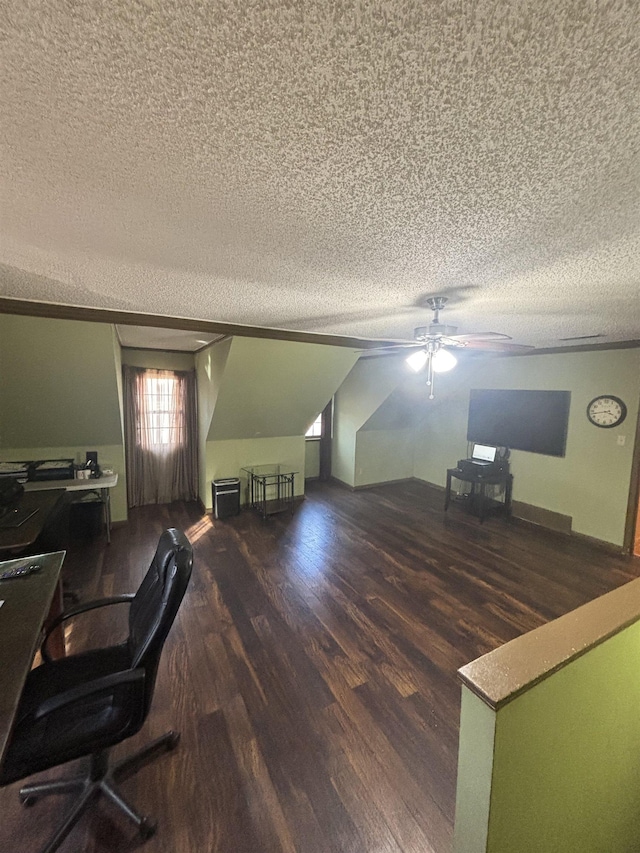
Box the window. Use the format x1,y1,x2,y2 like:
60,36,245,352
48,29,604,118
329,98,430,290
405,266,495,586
136,371,185,450
124,365,198,507
305,413,322,438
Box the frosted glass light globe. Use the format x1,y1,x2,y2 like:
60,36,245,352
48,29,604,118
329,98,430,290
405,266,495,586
432,348,457,372
405,349,429,372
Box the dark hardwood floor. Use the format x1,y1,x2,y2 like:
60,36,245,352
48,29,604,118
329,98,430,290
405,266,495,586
2,479,639,853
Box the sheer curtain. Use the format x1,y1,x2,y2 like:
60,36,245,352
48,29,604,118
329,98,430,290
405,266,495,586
124,366,198,507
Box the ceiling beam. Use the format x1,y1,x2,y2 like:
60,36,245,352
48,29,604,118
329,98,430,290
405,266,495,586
0,297,390,350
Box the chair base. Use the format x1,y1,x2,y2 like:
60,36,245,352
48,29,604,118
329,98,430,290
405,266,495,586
18,730,180,853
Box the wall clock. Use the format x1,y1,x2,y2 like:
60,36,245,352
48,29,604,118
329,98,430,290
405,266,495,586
586,395,627,428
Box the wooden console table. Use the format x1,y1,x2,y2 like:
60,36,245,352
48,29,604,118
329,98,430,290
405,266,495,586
445,467,513,523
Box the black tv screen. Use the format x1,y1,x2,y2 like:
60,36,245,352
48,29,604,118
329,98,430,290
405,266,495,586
467,389,571,457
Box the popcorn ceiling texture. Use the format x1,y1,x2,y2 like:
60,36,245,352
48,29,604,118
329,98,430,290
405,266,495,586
1,0,639,347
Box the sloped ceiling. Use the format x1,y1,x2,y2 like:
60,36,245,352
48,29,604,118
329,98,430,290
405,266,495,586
361,378,426,432
0,314,123,448
334,356,411,434
1,1,639,348
207,337,358,440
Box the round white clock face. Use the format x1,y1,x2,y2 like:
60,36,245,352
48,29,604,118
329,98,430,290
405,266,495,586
586,395,627,428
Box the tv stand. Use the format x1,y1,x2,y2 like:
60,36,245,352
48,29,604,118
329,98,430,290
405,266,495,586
444,466,513,523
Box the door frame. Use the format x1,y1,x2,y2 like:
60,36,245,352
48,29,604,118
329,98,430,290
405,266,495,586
623,398,640,554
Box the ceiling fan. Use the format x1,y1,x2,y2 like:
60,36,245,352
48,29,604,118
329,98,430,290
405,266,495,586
374,296,533,399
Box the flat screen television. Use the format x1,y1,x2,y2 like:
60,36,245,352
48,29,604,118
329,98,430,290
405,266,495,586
467,389,571,457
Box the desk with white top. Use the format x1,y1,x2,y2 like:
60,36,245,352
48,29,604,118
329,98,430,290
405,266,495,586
24,473,119,544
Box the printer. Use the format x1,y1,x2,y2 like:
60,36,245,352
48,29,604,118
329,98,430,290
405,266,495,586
456,444,508,478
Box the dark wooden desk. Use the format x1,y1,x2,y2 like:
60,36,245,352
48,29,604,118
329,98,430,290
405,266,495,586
0,489,66,555
445,467,513,523
0,551,65,766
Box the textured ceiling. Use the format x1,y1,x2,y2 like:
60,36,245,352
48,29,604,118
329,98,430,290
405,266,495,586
116,325,223,352
1,0,639,349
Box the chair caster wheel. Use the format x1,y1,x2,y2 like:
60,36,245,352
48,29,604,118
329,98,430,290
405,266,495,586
20,794,37,807
139,817,157,840
167,731,180,750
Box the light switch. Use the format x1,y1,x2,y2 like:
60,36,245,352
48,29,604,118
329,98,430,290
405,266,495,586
617,435,626,446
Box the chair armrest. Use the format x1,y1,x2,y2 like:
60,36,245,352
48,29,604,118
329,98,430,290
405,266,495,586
29,669,145,725
41,594,135,662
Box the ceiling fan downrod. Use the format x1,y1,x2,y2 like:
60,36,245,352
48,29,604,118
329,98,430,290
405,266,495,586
426,296,448,325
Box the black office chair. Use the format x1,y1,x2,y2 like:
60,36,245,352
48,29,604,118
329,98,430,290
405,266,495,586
0,528,193,853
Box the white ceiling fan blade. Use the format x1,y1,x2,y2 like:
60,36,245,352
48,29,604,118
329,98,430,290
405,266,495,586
449,331,513,342
358,342,423,353
464,340,534,351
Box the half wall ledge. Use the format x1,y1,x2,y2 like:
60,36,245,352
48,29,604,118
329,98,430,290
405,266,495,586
458,574,640,711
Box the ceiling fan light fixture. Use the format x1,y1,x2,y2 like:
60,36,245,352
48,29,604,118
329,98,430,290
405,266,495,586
406,349,429,372
432,348,457,372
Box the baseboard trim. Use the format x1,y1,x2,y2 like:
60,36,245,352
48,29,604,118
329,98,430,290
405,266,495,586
334,476,445,493
413,477,624,552
511,500,572,535
111,520,128,529
413,477,445,492
328,476,355,491
353,477,414,491
567,529,625,555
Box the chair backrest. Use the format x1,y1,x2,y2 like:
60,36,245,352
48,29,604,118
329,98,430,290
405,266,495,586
128,528,193,715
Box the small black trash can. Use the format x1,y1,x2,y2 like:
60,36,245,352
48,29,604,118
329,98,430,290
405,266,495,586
69,496,103,539
212,478,241,520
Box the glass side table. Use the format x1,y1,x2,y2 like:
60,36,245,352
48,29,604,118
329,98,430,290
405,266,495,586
241,465,297,519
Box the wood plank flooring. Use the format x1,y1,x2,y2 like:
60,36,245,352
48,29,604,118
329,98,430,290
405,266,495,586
1,479,639,853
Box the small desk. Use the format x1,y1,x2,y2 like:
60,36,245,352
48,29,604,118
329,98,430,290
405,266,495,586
25,473,118,544
241,465,297,520
0,551,66,766
445,467,513,523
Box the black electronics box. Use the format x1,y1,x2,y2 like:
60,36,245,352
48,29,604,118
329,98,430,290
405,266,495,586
30,459,75,481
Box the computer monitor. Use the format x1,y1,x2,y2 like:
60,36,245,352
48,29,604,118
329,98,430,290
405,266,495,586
472,444,497,463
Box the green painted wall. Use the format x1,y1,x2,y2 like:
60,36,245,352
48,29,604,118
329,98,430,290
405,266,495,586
351,377,423,487
305,439,320,479
195,339,232,506
413,348,640,546
332,420,357,487
196,337,357,505
454,688,496,853
203,436,306,508
354,428,415,487
0,314,127,521
113,328,125,440
121,348,195,371
360,378,424,431
332,357,408,486
0,314,124,448
455,620,640,853
208,337,358,440
334,357,408,434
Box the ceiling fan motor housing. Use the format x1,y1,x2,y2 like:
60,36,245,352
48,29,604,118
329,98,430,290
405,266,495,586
414,323,458,340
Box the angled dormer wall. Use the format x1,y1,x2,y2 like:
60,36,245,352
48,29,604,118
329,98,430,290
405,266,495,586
195,338,232,507
196,336,358,509
0,313,127,521
332,356,419,487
